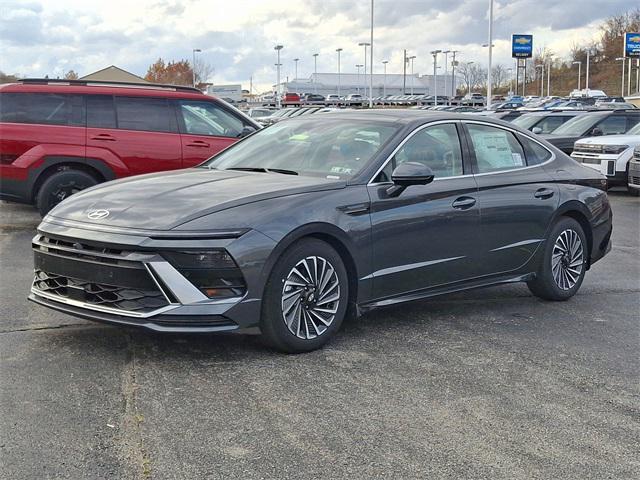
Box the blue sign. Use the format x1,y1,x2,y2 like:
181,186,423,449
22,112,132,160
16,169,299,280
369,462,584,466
625,32,640,57
512,34,533,58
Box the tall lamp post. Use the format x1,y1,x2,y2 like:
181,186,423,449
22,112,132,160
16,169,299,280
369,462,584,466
358,42,371,101
382,60,388,99
442,50,450,97
572,60,581,91
486,0,494,109
274,45,283,107
616,57,625,97
430,50,441,104
192,48,201,87
408,55,416,95
368,0,374,108
535,64,544,97
312,53,319,93
356,64,363,94
585,49,591,91
507,67,514,95
336,48,343,97
450,50,458,103
293,58,299,80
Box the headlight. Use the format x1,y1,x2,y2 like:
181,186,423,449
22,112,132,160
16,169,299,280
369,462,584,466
162,250,246,299
601,145,629,155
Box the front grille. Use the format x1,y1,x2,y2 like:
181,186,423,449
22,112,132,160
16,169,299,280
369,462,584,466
32,234,170,315
33,269,168,313
630,176,640,186
574,145,602,154
576,157,602,165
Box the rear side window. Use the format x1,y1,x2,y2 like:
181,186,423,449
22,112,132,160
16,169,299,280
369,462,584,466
466,124,525,173
597,115,626,135
518,135,552,165
87,95,116,128
0,92,84,126
115,96,177,133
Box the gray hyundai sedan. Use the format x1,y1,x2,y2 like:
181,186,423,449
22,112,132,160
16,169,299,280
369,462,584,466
29,111,612,353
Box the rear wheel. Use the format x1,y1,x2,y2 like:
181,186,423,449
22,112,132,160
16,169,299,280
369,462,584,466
527,217,588,301
260,239,349,353
36,170,98,216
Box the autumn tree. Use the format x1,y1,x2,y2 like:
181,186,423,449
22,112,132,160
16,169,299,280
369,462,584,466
0,71,19,84
64,70,79,80
144,58,194,85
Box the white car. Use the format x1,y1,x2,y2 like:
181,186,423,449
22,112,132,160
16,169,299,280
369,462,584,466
571,122,640,194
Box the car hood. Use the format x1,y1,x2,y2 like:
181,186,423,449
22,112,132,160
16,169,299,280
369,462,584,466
575,134,640,146
46,168,346,231
541,134,581,144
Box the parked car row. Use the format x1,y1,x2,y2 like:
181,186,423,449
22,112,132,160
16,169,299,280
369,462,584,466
254,106,342,126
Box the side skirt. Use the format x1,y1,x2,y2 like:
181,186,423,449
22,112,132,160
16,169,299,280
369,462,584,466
357,272,536,314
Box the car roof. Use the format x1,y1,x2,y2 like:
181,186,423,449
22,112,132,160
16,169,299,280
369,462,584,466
0,78,208,100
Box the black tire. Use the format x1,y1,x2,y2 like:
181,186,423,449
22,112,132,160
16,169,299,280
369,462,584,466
527,217,588,301
260,238,349,353
36,170,98,216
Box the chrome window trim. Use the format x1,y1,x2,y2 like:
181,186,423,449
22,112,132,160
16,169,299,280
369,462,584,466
367,118,556,186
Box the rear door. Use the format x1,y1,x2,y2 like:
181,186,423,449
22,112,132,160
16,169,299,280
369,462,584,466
463,121,559,275
175,99,250,167
86,95,182,176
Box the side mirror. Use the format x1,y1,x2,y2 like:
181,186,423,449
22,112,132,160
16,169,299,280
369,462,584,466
238,125,257,138
386,162,435,197
531,127,543,134
590,127,603,136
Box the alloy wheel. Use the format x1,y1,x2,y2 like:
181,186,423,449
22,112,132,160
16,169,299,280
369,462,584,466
551,229,584,290
281,255,340,339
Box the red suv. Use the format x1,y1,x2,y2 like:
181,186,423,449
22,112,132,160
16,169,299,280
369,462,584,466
282,92,301,106
0,79,259,214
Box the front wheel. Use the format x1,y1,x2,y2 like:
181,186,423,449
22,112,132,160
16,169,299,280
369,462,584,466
260,239,349,353
36,169,98,216
527,217,588,301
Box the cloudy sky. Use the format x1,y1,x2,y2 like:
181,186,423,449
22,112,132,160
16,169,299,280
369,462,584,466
0,0,630,92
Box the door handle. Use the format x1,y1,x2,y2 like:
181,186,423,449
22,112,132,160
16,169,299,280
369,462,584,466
534,188,554,199
90,134,116,141
452,196,476,210
186,140,210,147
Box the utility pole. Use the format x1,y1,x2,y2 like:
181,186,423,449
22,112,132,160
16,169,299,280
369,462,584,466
403,49,407,94
313,53,319,94
486,0,494,109
450,50,458,102
293,58,299,80
369,0,374,109
274,45,283,108
336,49,342,97
382,60,388,98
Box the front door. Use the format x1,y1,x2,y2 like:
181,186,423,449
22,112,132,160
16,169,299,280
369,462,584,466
175,99,248,167
367,122,480,300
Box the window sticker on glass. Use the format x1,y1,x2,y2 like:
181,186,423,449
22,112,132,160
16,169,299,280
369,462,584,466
511,153,524,166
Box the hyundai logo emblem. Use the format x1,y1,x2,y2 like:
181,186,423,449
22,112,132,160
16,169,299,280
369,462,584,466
87,209,110,220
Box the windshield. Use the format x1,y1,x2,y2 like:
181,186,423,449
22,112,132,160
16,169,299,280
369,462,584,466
552,114,602,136
512,114,542,130
204,117,399,180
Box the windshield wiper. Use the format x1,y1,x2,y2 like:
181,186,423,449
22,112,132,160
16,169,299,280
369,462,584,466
226,167,298,175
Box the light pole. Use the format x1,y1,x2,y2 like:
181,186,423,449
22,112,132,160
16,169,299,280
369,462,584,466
616,57,625,97
430,50,441,104
547,58,551,97
274,45,283,107
507,67,514,95
585,49,590,92
192,48,201,87
293,58,299,80
408,55,416,95
356,64,363,94
486,0,494,109
358,42,371,101
368,0,374,108
336,48,343,97
312,53,319,93
464,61,474,94
535,64,544,97
572,60,581,91
628,55,633,97
442,50,450,97
382,60,388,99
450,50,458,103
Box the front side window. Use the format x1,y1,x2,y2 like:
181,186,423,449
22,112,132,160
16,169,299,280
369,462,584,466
87,95,116,129
115,96,176,133
375,123,464,182
536,116,566,134
597,115,627,135
467,124,526,173
205,118,398,180
178,100,245,137
553,114,603,136
0,92,84,126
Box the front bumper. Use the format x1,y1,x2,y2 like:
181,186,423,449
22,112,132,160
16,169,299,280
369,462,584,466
28,219,277,332
628,159,640,190
571,152,628,186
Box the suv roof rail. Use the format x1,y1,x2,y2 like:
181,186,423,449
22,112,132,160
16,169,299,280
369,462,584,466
17,78,204,94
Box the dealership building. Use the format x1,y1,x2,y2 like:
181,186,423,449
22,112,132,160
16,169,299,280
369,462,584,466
277,72,460,97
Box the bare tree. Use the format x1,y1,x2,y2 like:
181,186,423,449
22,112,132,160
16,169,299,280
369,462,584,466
194,58,215,85
491,64,508,90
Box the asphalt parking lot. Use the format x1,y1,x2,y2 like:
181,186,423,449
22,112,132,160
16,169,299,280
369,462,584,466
0,193,638,480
